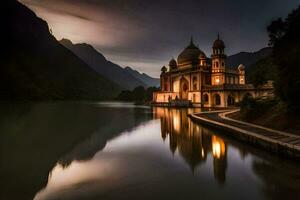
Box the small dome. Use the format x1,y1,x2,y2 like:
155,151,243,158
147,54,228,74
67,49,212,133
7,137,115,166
177,38,206,66
238,64,245,71
169,58,177,68
161,66,167,73
213,34,225,49
198,52,206,59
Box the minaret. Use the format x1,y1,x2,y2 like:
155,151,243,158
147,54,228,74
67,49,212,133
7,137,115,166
211,34,226,85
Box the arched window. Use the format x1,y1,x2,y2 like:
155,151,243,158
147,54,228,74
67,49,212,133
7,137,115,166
193,77,197,90
214,94,221,106
164,84,168,91
216,61,219,68
203,94,209,104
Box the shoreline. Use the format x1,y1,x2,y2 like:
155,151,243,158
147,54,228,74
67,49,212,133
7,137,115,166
189,109,300,160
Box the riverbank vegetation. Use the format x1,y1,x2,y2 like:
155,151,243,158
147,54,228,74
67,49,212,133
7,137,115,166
116,86,159,104
235,5,300,134
233,96,300,134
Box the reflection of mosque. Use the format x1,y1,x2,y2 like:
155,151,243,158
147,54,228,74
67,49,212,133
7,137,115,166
154,107,227,184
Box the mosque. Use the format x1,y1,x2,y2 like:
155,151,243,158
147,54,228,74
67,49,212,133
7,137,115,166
153,35,273,107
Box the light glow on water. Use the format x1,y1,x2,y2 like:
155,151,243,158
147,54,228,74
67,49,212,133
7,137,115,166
33,105,300,200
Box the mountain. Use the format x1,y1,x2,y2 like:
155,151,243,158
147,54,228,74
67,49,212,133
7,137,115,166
124,66,160,87
60,39,159,89
226,47,272,68
2,1,121,100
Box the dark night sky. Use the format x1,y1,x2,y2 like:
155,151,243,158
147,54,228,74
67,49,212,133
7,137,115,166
21,0,300,77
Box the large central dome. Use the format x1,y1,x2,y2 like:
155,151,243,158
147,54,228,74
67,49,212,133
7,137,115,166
177,38,206,66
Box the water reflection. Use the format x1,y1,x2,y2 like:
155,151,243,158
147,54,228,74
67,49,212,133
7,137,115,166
154,107,227,184
0,102,151,200
3,103,299,200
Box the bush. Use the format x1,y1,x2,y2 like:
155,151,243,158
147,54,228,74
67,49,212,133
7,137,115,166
116,86,159,103
240,95,277,120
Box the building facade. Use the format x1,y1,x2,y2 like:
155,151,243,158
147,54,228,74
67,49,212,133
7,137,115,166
153,36,273,107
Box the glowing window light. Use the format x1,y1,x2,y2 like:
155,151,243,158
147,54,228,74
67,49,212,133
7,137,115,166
215,78,220,84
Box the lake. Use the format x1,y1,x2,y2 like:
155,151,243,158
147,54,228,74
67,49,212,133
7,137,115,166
1,102,299,200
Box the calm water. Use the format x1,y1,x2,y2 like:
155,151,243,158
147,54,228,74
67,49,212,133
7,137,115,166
1,102,300,200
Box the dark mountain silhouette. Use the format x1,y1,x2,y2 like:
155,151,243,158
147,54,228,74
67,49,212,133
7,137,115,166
226,47,272,68
124,66,160,87
60,39,159,89
2,1,121,100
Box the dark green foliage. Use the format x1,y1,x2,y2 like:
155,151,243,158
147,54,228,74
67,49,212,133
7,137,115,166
146,87,159,101
267,5,300,111
2,1,121,100
240,95,277,120
116,86,159,102
117,90,133,101
247,56,278,87
132,86,146,101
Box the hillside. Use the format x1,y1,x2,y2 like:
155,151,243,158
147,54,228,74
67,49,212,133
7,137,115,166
60,39,159,89
226,47,272,68
2,1,121,100
124,67,159,87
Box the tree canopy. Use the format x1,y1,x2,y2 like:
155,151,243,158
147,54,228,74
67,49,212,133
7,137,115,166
267,5,300,111
116,86,159,103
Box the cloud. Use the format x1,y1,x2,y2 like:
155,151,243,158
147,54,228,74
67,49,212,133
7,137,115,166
20,0,300,77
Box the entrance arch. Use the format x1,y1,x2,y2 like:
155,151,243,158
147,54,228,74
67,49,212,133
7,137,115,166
180,77,189,100
227,95,235,106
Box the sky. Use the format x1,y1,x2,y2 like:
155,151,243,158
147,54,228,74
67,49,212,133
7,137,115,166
21,0,300,77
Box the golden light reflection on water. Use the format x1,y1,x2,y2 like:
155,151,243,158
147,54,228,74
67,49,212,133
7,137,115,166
212,135,226,159
36,107,229,200
153,107,227,179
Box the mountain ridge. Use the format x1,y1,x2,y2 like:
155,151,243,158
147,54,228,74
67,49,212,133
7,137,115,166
60,39,159,89
226,47,272,68
2,1,121,100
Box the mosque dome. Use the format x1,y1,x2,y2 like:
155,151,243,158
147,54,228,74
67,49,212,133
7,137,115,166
177,38,206,66
213,34,225,49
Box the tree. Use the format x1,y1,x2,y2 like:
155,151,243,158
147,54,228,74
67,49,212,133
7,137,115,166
116,90,132,101
146,87,159,101
116,86,159,102
132,86,146,101
247,56,277,88
267,5,300,112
